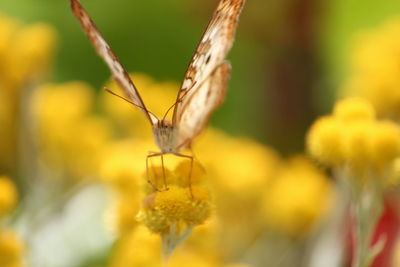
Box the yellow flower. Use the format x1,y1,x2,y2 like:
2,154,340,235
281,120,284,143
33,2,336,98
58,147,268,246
368,121,400,167
262,156,333,237
100,139,148,193
0,15,19,72
342,121,373,168
307,116,344,166
138,161,211,256
108,224,235,267
308,98,400,173
193,129,282,258
108,195,141,235
11,23,57,83
0,177,17,218
108,225,161,267
0,16,57,88
32,82,112,179
196,129,280,197
333,97,375,123
172,161,206,187
341,17,400,119
168,251,220,267
33,82,95,126
141,185,211,234
0,229,24,267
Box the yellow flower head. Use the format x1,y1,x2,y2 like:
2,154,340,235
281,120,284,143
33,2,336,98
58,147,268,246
32,82,111,179
33,82,95,125
342,121,374,168
107,195,141,236
333,97,376,123
0,229,24,267
368,121,400,167
172,161,206,187
307,116,344,166
341,17,400,119
0,16,57,88
108,225,161,267
100,139,149,194
13,23,57,82
141,185,211,234
262,156,333,237
0,176,17,218
0,15,18,63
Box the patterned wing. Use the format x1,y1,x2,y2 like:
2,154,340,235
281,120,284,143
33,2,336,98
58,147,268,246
70,0,157,124
172,0,245,134
176,62,230,148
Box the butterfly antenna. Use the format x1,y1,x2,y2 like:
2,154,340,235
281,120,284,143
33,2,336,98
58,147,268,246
162,81,197,120
162,102,178,120
104,88,157,118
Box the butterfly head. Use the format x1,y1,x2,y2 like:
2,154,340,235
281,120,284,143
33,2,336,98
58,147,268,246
152,119,179,153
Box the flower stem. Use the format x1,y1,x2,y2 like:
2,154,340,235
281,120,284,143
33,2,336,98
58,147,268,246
351,173,384,267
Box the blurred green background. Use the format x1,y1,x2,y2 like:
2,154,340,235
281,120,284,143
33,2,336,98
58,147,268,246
1,0,399,153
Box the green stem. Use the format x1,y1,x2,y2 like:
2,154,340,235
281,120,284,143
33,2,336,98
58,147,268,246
351,173,384,267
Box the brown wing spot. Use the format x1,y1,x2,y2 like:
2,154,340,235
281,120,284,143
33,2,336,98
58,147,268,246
206,86,212,100
205,54,211,64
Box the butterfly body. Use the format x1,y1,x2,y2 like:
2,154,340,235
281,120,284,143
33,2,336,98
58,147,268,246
152,120,180,153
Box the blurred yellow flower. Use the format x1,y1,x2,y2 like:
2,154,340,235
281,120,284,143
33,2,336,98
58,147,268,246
341,17,400,119
10,23,57,84
307,98,400,179
0,229,24,267
0,176,17,218
368,121,400,167
261,156,333,237
108,225,161,267
196,129,281,198
333,97,376,123
32,82,112,179
307,116,344,166
0,15,56,89
100,138,153,191
194,129,283,258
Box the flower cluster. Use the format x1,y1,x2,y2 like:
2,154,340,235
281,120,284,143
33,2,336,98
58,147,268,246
139,162,211,255
308,97,400,265
308,97,400,182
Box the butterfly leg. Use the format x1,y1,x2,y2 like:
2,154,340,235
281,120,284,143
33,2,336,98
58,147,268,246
146,152,167,192
187,144,206,174
160,153,168,191
173,152,194,199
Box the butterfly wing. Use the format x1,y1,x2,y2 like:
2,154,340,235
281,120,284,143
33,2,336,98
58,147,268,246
172,0,245,145
176,62,231,148
70,0,157,124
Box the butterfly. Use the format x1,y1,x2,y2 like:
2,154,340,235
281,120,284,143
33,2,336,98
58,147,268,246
71,0,245,190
